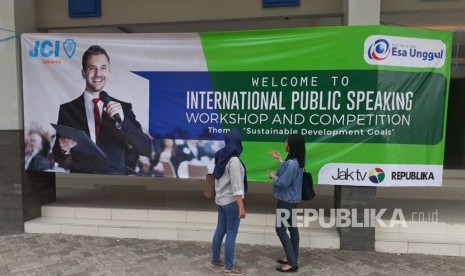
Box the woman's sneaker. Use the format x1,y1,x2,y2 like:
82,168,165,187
224,267,245,275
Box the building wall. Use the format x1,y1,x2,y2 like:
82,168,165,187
0,0,55,235
1,0,464,233
0,0,21,130
34,0,465,31
0,0,23,234
34,0,465,182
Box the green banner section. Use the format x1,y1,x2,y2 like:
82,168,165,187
242,142,446,182
198,25,452,184
199,70,446,144
199,25,451,73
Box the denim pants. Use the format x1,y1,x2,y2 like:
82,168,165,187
211,200,240,270
275,199,299,266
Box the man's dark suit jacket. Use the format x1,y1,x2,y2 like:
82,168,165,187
27,153,52,171
52,94,152,174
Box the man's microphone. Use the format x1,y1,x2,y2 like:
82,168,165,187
99,91,123,126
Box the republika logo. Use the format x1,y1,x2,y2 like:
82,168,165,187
319,163,442,186
367,39,390,61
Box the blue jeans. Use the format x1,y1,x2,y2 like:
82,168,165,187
275,200,299,266
211,201,241,270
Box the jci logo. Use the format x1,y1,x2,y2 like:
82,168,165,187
29,39,76,59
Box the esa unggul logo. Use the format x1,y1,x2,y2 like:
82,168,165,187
364,35,446,68
367,39,390,61
368,167,385,184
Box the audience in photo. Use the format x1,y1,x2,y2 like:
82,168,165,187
25,123,222,178
136,155,155,177
148,134,221,178
152,136,178,177
24,130,53,171
174,140,205,165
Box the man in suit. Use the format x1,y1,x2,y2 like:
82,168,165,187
52,45,152,174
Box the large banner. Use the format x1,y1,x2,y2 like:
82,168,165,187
21,26,452,186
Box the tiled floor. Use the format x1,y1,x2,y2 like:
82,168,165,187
1,233,465,275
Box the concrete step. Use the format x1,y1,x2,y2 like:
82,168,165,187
24,205,340,249
26,205,465,256
375,220,465,256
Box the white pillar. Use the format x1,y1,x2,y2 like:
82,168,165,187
0,0,21,129
337,0,380,251
343,0,380,26
0,0,36,130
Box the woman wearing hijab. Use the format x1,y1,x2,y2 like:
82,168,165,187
268,134,305,273
210,129,247,276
